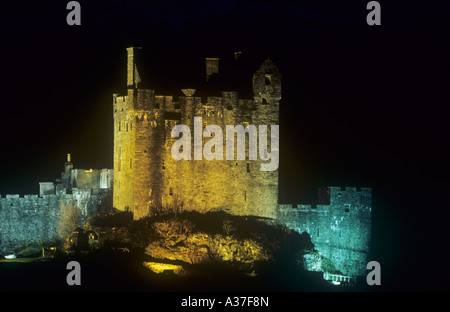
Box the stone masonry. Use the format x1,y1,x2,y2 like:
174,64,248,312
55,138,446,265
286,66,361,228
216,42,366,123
0,155,112,255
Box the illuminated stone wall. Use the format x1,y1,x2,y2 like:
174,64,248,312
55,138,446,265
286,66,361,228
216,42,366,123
70,169,113,194
0,190,111,255
277,187,372,278
0,157,113,256
113,50,281,220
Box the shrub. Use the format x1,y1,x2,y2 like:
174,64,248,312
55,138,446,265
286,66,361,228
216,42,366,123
57,201,82,240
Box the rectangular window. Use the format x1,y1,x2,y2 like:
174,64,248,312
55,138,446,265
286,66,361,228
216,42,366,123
118,148,121,171
344,203,350,212
130,158,132,169
247,162,251,173
244,190,246,201
265,75,272,85
169,188,173,196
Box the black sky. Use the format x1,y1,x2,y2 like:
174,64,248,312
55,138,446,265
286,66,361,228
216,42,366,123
0,0,449,290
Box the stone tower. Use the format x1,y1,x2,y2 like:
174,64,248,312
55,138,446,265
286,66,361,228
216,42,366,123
113,47,281,220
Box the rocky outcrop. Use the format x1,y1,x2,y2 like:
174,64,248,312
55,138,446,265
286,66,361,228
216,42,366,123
146,231,271,265
60,210,315,276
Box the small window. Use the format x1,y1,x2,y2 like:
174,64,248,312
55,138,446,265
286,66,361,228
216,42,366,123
162,160,165,170
130,158,132,169
155,103,160,109
262,98,268,104
247,163,251,173
244,190,247,201
169,188,173,196
126,123,129,132
317,229,320,237
344,203,350,212
119,122,121,131
265,75,272,85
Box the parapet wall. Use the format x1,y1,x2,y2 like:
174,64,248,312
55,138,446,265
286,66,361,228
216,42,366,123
0,189,112,256
277,187,372,278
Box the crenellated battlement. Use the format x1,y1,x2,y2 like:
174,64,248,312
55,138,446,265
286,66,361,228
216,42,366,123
317,186,372,211
114,89,271,119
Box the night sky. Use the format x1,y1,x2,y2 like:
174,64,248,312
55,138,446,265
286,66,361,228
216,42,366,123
1,0,449,291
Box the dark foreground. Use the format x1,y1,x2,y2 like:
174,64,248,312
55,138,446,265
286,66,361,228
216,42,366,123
0,255,373,292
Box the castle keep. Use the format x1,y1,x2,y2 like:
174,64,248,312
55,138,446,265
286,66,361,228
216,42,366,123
113,47,281,220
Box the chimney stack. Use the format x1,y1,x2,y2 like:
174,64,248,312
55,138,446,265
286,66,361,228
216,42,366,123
127,47,142,89
205,58,219,81
65,153,73,173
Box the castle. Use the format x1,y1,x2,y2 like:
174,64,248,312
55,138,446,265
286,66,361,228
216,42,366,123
0,47,371,281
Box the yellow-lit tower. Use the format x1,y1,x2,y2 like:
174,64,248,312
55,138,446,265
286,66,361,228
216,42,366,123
114,47,281,220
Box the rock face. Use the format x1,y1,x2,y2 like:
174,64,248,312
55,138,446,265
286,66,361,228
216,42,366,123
146,229,271,265
61,210,315,276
